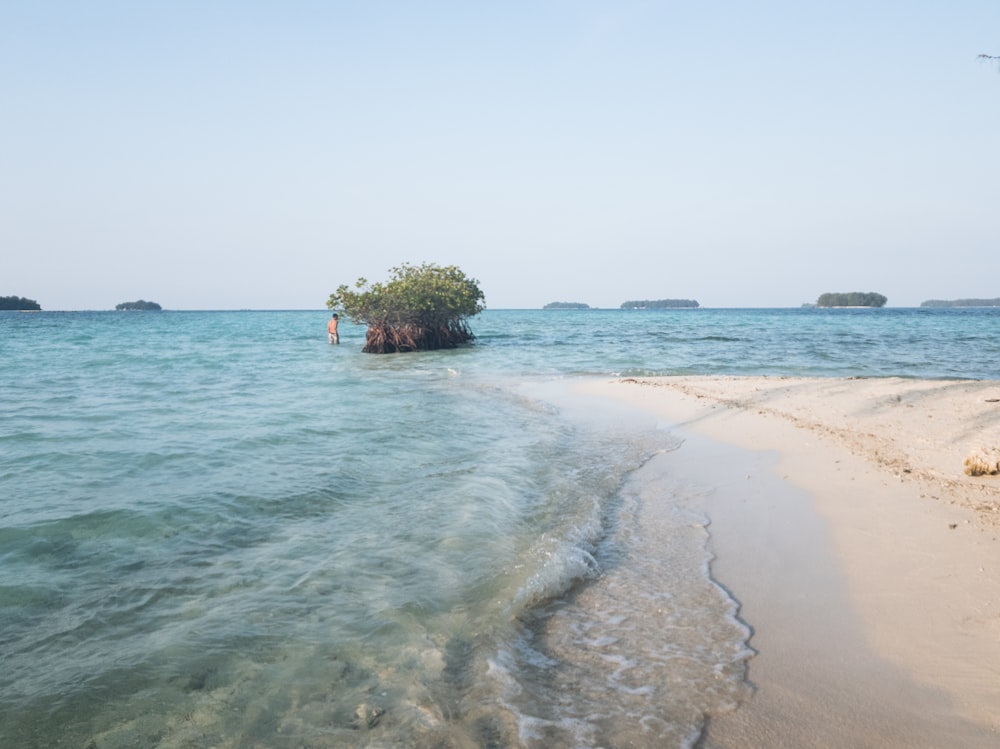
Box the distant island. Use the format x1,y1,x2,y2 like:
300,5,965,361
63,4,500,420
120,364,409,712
921,298,1000,308
0,295,41,311
621,299,699,309
115,300,162,311
815,292,887,308
543,302,590,309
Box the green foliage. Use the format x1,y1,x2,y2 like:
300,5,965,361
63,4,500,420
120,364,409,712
0,295,41,310
620,299,699,309
816,292,887,308
115,300,162,310
921,298,1000,308
327,263,485,353
543,302,590,309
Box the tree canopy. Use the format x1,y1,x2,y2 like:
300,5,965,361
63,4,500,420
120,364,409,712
543,302,590,309
921,298,1000,308
327,263,485,353
816,292,887,308
0,295,41,310
620,299,699,309
115,300,162,310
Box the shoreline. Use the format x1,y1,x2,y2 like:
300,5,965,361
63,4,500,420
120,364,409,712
575,376,1000,747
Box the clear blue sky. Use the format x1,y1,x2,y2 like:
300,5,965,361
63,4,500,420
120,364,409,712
3,1,998,309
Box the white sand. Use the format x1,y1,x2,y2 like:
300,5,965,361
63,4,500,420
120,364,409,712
576,376,1000,748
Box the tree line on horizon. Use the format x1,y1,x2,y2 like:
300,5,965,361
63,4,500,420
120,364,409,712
543,299,701,309
920,298,1000,308
815,292,887,308
115,300,162,310
0,295,41,310
621,299,699,309
1,296,168,311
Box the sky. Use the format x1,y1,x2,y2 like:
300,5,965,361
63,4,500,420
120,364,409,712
2,1,998,310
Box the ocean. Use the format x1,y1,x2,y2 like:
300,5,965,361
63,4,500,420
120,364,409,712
2,307,998,749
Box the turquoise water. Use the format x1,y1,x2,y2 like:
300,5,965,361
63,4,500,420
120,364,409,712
2,307,997,748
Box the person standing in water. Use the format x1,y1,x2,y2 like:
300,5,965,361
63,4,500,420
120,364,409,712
327,313,340,344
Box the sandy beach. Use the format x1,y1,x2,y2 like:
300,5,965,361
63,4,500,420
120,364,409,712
577,376,1000,748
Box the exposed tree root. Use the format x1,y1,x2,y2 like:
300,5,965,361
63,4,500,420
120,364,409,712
363,321,475,353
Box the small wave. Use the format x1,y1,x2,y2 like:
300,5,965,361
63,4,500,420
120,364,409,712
508,543,602,615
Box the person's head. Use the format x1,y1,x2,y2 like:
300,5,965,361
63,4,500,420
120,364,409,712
332,313,338,319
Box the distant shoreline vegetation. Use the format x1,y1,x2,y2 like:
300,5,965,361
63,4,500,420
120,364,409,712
543,302,590,309
816,292,887,308
115,300,162,311
620,299,699,309
0,295,41,311
921,298,1000,308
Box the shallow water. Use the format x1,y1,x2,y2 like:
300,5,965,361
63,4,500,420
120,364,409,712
1,307,997,747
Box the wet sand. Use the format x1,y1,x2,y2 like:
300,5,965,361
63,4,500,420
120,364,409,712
577,376,1000,748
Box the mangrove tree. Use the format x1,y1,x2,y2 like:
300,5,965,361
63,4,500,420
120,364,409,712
328,263,485,353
